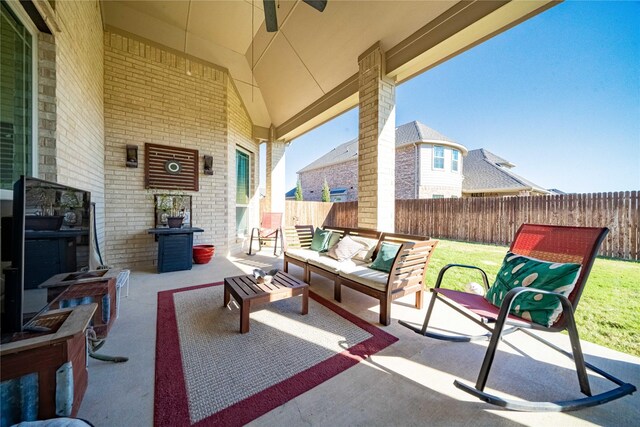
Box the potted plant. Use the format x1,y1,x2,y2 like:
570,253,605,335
59,190,83,227
157,194,187,228
25,184,63,230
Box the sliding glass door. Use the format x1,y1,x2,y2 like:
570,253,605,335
236,149,250,237
0,1,35,191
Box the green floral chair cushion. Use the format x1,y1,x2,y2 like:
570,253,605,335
485,251,582,327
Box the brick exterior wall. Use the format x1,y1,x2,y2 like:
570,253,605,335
37,33,57,183
227,79,259,255
395,145,416,199
299,144,416,201
299,160,358,202
357,46,395,231
103,30,257,267
53,0,105,247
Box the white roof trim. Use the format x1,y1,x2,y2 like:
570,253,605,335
397,139,468,154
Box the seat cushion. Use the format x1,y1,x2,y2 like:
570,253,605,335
285,248,320,262
308,255,365,274
339,266,389,292
485,251,582,327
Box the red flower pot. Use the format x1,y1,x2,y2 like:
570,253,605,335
193,244,215,264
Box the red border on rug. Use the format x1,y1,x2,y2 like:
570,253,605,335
154,281,398,427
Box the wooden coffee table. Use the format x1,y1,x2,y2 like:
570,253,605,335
223,271,309,333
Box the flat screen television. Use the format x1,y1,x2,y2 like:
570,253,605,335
1,176,91,340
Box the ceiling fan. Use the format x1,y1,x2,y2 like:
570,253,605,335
263,0,327,32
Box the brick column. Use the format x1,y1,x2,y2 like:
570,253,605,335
38,33,57,182
357,44,396,231
265,128,287,214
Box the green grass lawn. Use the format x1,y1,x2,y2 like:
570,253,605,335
424,239,640,357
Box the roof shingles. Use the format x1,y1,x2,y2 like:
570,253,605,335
462,149,548,194
298,121,459,173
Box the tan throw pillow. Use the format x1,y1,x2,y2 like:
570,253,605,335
327,235,365,262
350,236,379,262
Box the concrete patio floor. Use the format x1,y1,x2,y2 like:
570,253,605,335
78,249,640,426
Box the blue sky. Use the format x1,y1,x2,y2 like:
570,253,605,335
273,1,640,194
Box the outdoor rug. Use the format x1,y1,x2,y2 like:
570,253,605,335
154,282,398,426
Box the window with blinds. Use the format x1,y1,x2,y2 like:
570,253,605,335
433,146,445,170
1,2,34,191
452,149,460,172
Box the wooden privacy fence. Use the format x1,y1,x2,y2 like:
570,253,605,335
284,192,639,260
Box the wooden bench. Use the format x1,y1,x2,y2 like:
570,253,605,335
283,226,437,325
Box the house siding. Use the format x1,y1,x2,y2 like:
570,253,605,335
418,144,463,198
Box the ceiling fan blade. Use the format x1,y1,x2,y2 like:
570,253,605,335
263,0,278,32
303,0,327,12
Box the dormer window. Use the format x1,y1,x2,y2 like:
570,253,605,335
433,146,445,170
452,149,459,172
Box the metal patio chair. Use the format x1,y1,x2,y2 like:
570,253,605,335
400,223,636,412
248,212,284,256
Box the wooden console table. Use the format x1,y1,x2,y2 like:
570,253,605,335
0,304,96,423
24,229,89,290
147,227,204,273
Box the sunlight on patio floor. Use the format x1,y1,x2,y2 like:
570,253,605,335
77,248,640,426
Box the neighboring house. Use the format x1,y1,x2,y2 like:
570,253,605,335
297,122,551,201
547,188,567,195
462,149,550,197
285,188,297,200
298,121,468,201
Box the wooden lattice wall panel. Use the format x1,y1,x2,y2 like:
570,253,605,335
145,143,199,191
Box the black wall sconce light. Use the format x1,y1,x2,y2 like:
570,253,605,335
203,155,213,175
126,144,138,168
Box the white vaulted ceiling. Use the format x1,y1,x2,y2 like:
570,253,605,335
102,0,558,140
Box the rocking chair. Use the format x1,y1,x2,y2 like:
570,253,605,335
248,212,283,256
400,223,636,412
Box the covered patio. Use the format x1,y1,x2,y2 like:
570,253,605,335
78,250,640,425
2,0,638,425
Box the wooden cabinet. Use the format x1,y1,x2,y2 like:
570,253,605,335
0,305,96,424
148,227,204,273
24,230,88,289
40,270,119,339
